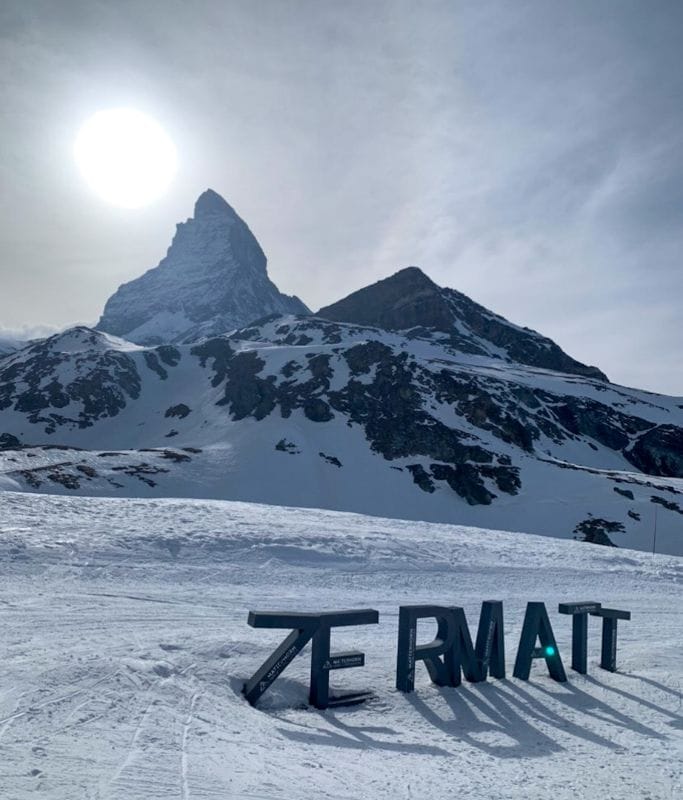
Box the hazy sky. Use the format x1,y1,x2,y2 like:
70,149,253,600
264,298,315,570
1,0,681,393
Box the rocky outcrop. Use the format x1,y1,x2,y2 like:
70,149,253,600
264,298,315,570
573,518,623,546
318,267,607,381
0,328,142,434
627,425,683,477
319,267,454,331
0,433,20,449
96,190,309,344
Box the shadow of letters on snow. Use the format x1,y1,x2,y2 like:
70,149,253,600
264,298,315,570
271,673,680,761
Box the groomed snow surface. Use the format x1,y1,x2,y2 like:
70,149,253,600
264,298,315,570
1,492,681,799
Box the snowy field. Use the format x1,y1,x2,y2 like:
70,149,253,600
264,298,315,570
1,491,681,799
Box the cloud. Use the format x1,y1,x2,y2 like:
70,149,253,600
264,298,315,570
0,323,66,343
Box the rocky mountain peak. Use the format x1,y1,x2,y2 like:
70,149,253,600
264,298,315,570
95,190,309,345
318,266,453,332
317,267,607,381
193,188,239,220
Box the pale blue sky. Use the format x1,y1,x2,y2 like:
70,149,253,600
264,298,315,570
0,1,681,393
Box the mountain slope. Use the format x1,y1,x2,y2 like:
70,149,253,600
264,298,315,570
96,189,309,344
318,267,607,380
1,318,681,554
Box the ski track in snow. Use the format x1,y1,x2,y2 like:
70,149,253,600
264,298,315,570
0,491,681,799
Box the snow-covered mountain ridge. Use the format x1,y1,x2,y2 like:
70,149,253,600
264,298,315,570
1,316,681,553
95,189,309,344
2,192,681,553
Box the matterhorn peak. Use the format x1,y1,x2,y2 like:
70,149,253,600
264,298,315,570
193,188,240,220
95,192,309,345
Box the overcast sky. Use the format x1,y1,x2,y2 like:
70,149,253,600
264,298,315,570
0,0,681,393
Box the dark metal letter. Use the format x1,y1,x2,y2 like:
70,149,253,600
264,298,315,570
396,601,505,692
474,600,506,681
243,609,379,709
558,601,601,674
309,609,378,709
513,602,567,682
590,607,631,672
449,602,506,685
396,605,458,692
243,612,320,706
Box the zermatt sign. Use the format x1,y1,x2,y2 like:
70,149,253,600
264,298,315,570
243,600,631,710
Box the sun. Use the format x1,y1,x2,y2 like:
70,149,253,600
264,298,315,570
74,108,178,209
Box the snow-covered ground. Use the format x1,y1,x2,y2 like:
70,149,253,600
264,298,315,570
1,491,681,799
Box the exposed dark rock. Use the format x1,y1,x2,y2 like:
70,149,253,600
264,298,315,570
217,351,278,420
47,470,81,489
318,266,607,380
282,333,313,346
307,354,333,380
191,339,235,386
303,398,333,422
143,351,168,380
651,495,683,515
320,268,454,332
165,404,191,419
573,518,624,546
157,346,181,366
431,463,496,505
13,461,83,490
432,370,536,451
549,401,633,450
281,360,302,378
319,452,342,467
344,341,393,375
443,286,607,380
275,439,300,454
76,464,97,477
0,433,20,449
483,463,522,494
230,326,262,341
17,469,42,488
111,462,169,487
613,487,635,500
510,386,542,410
628,425,683,477
407,464,435,493
158,449,191,462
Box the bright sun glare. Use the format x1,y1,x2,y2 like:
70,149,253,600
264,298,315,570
74,108,178,209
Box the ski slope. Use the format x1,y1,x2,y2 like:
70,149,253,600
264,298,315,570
0,491,681,799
